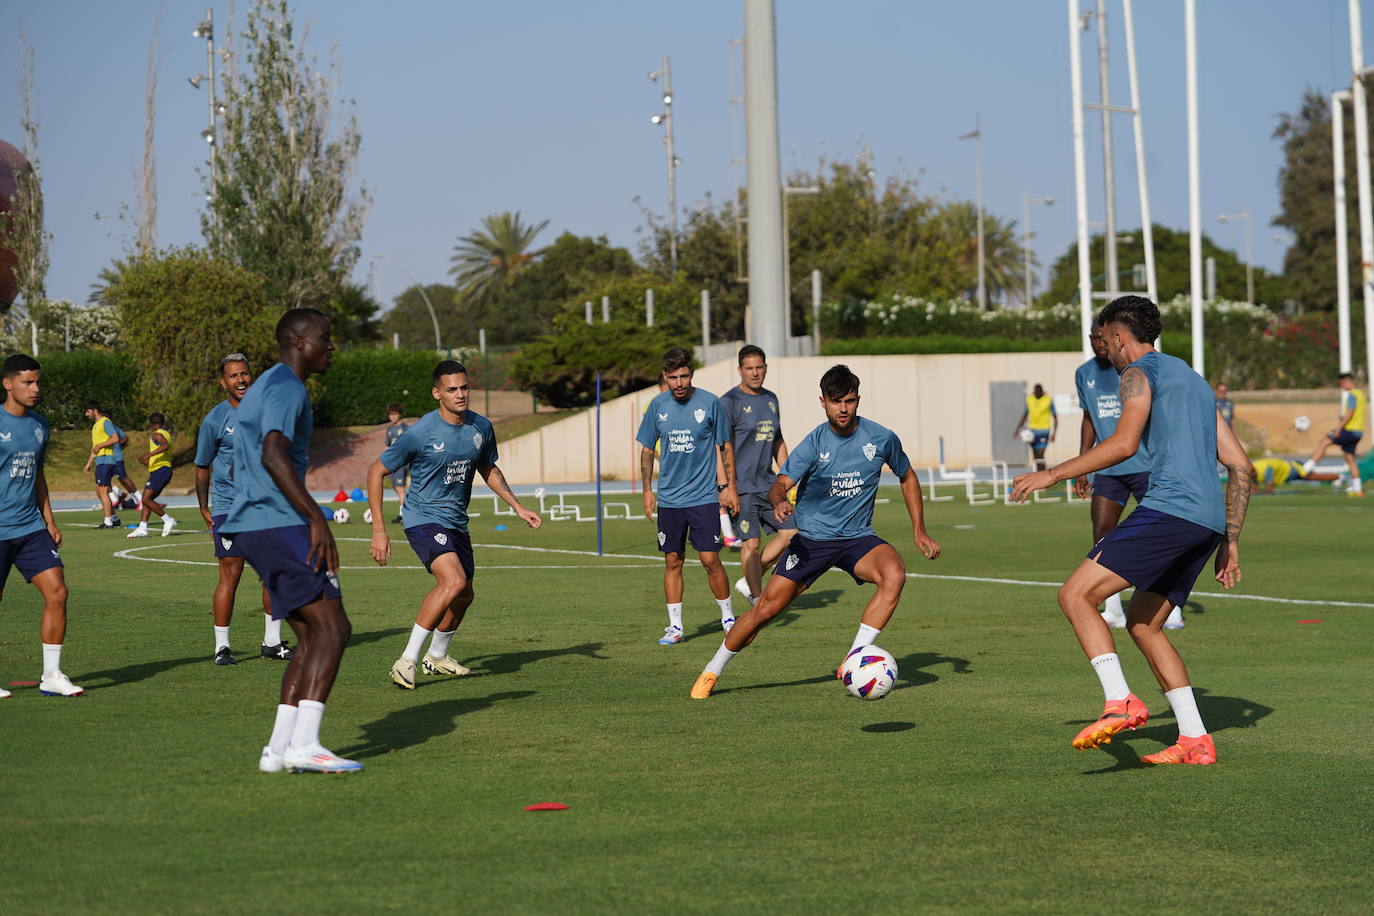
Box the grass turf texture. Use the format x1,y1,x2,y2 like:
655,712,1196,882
2,487,1371,913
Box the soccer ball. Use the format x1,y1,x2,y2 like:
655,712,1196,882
1294,415,1311,432
839,645,898,700
333,508,351,524
1018,428,1035,444
363,508,373,525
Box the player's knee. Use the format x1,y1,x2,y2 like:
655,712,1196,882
49,582,69,606
664,552,685,571
700,554,724,573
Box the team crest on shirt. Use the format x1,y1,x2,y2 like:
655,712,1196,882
863,442,877,461
434,532,449,546
473,432,483,450
34,428,44,443
0,433,10,442
740,520,750,534
785,554,799,570
742,405,752,414
657,531,666,546
694,409,706,423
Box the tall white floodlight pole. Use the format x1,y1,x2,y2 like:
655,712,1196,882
1095,0,1119,294
1333,90,1353,373
958,118,987,309
1069,0,1094,358
1122,0,1157,302
744,0,787,357
1185,0,1205,375
648,59,679,273
1350,0,1374,405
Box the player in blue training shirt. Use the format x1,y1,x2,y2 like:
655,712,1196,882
720,345,798,607
1013,296,1254,766
219,309,359,774
0,354,83,698
367,359,542,689
194,353,289,667
636,347,740,645
690,364,941,699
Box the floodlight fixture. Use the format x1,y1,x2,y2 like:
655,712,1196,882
662,93,672,105
651,114,664,125
188,74,205,89
201,127,216,144
193,20,212,39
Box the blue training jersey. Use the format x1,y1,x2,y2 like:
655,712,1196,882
720,386,783,495
1132,351,1225,534
194,399,239,517
380,409,497,533
782,416,911,541
220,363,314,533
0,408,50,541
635,388,730,509
1074,357,1150,476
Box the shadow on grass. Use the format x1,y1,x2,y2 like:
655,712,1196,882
461,642,609,677
79,655,206,689
1075,688,1275,775
683,589,848,642
791,588,844,611
716,648,972,696
861,721,916,733
348,626,410,648
337,690,538,759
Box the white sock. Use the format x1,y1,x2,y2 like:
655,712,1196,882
1165,686,1208,738
705,641,739,676
268,704,297,755
429,627,456,659
1104,592,1124,618
666,602,683,631
290,699,325,749
1353,477,1365,493
263,615,282,647
105,515,117,524
134,521,147,530
849,623,882,654
162,514,175,527
719,510,736,539
214,625,231,653
716,596,734,620
403,623,432,662
42,643,62,676
1089,652,1131,702
1302,459,1316,475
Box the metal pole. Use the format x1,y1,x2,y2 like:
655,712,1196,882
646,288,654,328
479,328,489,417
743,0,787,357
976,115,986,309
1244,208,1254,304
602,295,610,323
1334,90,1353,373
64,313,70,352
1185,0,1205,375
662,57,679,273
1023,194,1032,307
811,268,822,353
585,300,593,326
1123,0,1158,302
1069,0,1094,358
206,7,218,196
701,289,711,354
1096,0,1119,294
1351,0,1374,403
377,254,442,350
595,372,603,557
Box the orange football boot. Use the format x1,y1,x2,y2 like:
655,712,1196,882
690,671,718,699
1071,692,1150,750
1142,733,1217,765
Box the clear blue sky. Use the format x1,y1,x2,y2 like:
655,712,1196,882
1,0,1361,312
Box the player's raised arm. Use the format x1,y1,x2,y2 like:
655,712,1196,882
365,457,392,566
1214,410,1253,589
1012,366,1151,500
479,463,542,529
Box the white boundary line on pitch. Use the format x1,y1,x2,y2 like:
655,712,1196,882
108,539,1374,609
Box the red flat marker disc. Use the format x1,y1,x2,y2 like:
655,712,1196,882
1297,619,1324,624
524,802,570,812
7,681,38,687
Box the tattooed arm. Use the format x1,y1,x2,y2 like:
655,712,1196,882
718,440,739,514
1012,366,1151,499
479,464,542,529
1213,410,1252,589
640,446,657,519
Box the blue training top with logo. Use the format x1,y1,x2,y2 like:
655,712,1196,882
635,387,730,509
0,409,50,541
781,416,911,541
194,399,239,517
380,409,497,533
720,386,783,494
1131,350,1225,535
219,363,314,533
1074,357,1150,476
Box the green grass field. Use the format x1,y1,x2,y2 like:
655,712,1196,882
2,486,1371,913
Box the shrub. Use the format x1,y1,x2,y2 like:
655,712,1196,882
314,349,449,426
512,320,691,408
32,350,139,429
822,334,1082,356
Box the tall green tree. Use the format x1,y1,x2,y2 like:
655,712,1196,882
1039,224,1287,307
1272,88,1371,311
379,282,469,350
202,0,370,311
935,201,1030,306
449,211,548,305
326,281,382,348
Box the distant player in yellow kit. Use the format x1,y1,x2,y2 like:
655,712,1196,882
1302,373,1366,497
1013,383,1058,471
1250,458,1339,493
126,413,178,538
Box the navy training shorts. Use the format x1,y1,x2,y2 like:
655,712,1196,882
226,524,342,620
94,461,117,487
1328,429,1363,455
404,523,475,578
774,533,889,587
0,528,62,590
730,490,796,541
1087,506,1222,610
1029,428,1051,450
657,503,722,555
210,514,244,560
1092,471,1150,507
144,467,173,499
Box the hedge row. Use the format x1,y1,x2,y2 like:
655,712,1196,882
29,351,140,429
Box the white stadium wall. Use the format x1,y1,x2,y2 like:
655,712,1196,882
481,352,1088,488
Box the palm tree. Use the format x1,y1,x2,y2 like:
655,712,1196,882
939,201,1033,307
448,211,549,303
